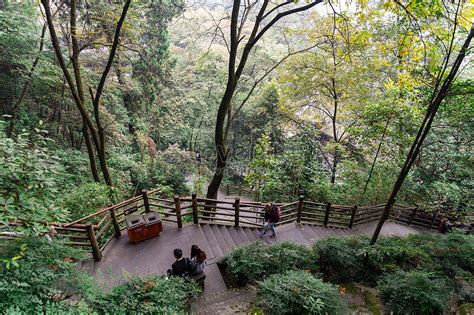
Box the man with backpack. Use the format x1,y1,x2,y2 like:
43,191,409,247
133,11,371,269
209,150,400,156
260,203,281,238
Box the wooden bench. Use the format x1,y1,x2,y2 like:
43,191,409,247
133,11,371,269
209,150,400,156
191,272,206,290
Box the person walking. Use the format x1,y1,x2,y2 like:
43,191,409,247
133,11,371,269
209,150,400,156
259,203,280,238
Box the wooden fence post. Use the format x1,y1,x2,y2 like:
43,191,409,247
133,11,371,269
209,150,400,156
408,206,419,226
86,223,102,261
174,195,183,228
324,202,331,227
192,193,199,225
349,205,358,229
234,197,240,227
226,184,230,195
110,208,121,238
429,211,438,230
142,189,150,213
238,184,242,196
297,195,304,223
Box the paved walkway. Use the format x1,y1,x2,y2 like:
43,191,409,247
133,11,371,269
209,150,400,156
80,187,428,314
81,220,424,295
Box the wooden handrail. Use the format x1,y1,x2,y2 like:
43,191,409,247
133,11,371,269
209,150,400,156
11,187,457,263
63,195,142,227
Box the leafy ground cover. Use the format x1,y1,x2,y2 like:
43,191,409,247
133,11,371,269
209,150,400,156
221,232,473,314
0,237,200,314
220,241,315,286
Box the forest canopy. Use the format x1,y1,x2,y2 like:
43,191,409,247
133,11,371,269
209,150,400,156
0,0,472,231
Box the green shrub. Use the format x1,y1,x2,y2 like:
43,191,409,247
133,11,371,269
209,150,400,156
378,271,450,315
257,270,347,315
223,242,316,284
61,182,111,220
0,237,92,313
313,234,471,284
93,274,200,314
365,236,432,278
313,236,369,283
417,233,473,278
0,127,70,234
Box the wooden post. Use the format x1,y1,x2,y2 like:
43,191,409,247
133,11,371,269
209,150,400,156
429,211,438,230
324,202,331,227
192,193,199,224
349,205,358,229
142,189,150,213
234,197,240,227
296,195,304,223
408,206,419,226
86,223,102,261
174,195,183,228
226,184,230,195
238,184,242,196
110,208,121,238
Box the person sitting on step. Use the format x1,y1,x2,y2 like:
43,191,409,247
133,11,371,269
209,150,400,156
167,248,191,277
190,244,207,275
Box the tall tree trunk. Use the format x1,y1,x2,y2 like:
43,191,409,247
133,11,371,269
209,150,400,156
83,121,100,182
370,25,473,245
330,148,339,184
7,23,47,136
41,0,131,187
206,0,322,200
362,119,390,197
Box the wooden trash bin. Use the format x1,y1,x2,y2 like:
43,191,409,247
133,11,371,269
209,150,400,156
143,212,163,239
125,215,146,244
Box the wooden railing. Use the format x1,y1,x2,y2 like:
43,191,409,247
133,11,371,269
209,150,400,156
222,183,256,199
4,191,466,262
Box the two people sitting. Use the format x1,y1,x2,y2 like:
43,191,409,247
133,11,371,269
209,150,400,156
260,202,281,239
168,245,207,278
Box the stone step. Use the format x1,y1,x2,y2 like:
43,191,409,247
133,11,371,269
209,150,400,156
210,224,230,254
235,226,251,244
249,226,267,243
274,223,311,247
227,226,245,248
310,225,334,239
201,224,224,259
190,288,257,315
218,225,237,253
186,224,216,260
243,227,258,243
297,224,319,244
335,227,352,236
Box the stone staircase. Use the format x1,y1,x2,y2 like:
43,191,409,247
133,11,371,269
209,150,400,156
196,221,420,261
190,287,257,315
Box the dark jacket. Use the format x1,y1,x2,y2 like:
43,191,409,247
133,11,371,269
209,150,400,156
264,208,277,223
172,258,191,276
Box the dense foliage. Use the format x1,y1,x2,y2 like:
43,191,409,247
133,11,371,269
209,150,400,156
0,0,472,313
0,237,200,313
222,241,315,285
313,233,474,285
0,124,69,234
92,274,200,314
0,237,90,313
226,234,472,313
378,271,450,315
1,0,471,218
257,270,347,315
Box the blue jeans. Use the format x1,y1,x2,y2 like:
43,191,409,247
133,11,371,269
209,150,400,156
261,222,276,236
